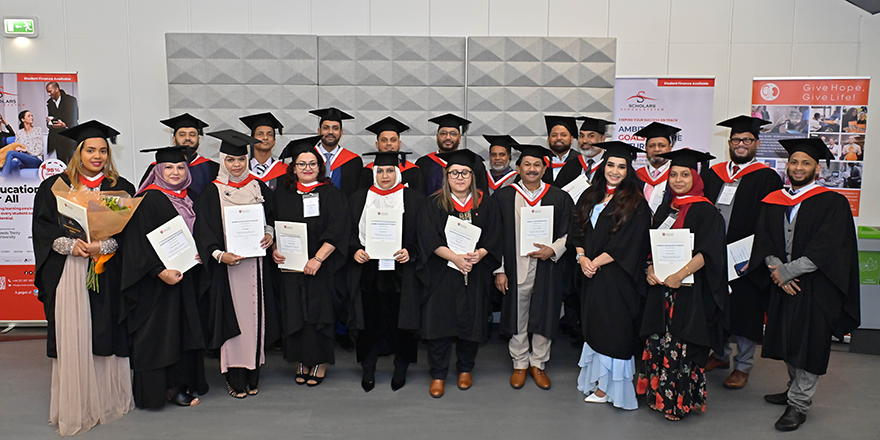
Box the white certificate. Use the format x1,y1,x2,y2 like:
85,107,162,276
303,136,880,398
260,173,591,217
365,209,403,260
223,204,266,258
444,216,482,271
650,229,694,284
275,221,308,271
562,174,590,203
727,234,754,281
146,215,198,273
56,196,90,242
520,206,553,256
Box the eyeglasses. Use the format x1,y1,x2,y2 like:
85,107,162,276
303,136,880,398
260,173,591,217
448,170,472,179
729,137,757,146
438,130,459,138
295,162,319,169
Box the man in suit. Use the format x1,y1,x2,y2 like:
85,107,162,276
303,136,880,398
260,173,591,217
45,81,79,164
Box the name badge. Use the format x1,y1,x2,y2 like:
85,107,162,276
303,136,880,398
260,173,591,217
378,259,395,271
658,215,676,230
303,193,320,218
717,185,737,205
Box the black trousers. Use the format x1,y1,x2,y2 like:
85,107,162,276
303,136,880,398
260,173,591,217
426,337,478,380
226,367,260,393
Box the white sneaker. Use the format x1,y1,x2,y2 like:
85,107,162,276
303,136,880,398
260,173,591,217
584,392,609,403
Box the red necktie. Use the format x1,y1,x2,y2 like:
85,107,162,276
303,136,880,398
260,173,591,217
732,165,740,175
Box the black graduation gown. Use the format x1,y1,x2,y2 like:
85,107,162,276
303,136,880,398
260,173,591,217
273,183,350,362
139,158,220,198
543,154,580,187
347,187,423,362
572,195,652,359
494,185,573,339
193,180,277,351
326,152,363,198
748,192,860,375
641,201,729,366
414,154,489,197
416,194,501,341
120,189,209,374
358,163,425,195
33,173,134,359
703,165,782,340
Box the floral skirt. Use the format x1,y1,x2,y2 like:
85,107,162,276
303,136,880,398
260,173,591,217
637,289,707,419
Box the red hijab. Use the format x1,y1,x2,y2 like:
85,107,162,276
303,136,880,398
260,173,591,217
669,169,712,229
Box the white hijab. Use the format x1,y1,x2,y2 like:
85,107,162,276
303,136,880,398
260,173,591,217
358,167,405,246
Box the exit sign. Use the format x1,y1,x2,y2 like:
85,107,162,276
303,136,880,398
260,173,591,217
2,17,38,38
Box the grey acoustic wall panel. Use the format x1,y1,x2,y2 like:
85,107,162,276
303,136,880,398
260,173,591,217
466,37,615,143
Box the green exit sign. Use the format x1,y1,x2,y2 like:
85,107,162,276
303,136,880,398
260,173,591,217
3,17,38,38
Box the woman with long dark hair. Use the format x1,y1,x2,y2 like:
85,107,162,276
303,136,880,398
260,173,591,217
641,148,727,421
0,110,44,178
571,141,651,410
33,121,134,435
272,135,350,386
417,149,501,398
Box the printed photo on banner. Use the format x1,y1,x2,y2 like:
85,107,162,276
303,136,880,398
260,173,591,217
0,72,78,323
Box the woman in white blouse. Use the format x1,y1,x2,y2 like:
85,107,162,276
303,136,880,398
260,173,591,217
0,110,44,178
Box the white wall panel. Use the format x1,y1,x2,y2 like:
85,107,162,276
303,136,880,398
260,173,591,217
791,43,858,76
727,43,792,122
191,0,250,33
1,38,68,73
547,0,608,37
429,0,489,37
608,0,669,43
615,43,667,76
129,37,174,174
311,0,370,36
669,0,731,43
793,0,863,43
370,0,429,36
129,0,190,41
860,14,880,43
730,0,796,43
489,0,548,36
250,0,311,35
64,0,127,39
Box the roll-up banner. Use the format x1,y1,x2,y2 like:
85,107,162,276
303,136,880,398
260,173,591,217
0,72,77,325
751,77,869,221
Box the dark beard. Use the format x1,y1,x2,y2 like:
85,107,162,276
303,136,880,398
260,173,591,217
183,146,197,161
322,135,339,148
730,149,756,164
549,143,570,155
787,168,817,187
437,140,459,152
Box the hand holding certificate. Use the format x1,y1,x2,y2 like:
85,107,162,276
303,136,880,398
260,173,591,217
224,204,266,258
444,216,482,285
726,234,754,281
275,221,308,271
147,215,198,273
650,229,694,285
520,206,553,256
365,209,403,260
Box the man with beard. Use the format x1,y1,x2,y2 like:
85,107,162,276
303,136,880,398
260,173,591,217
45,81,79,164
543,115,579,186
483,134,518,195
749,138,859,431
702,116,782,389
311,107,362,198
415,113,488,196
140,113,218,196
240,112,286,190
359,116,424,193
633,122,680,213
554,117,615,187
493,144,572,390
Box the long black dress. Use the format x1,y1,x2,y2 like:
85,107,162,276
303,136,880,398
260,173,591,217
748,191,860,375
703,163,782,341
572,196,652,360
416,193,501,342
641,201,728,418
120,188,210,408
34,173,134,360
274,182,350,366
494,185,573,340
347,187,423,365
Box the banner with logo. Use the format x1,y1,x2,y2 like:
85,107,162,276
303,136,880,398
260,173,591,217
0,73,77,324
751,77,869,220
613,77,716,161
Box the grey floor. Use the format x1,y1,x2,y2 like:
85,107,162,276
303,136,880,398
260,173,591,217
1,328,878,440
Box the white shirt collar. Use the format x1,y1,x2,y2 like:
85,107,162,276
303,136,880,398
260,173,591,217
317,142,340,157
728,158,757,173
515,181,545,199
552,150,570,163
584,150,604,163
53,95,61,107
451,193,472,206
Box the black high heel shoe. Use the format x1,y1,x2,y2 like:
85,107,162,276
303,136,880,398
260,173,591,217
295,363,307,385
362,368,376,393
307,365,325,387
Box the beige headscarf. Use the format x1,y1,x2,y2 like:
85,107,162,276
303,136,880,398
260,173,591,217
216,152,264,206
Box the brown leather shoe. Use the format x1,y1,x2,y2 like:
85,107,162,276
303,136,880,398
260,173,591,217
510,369,527,389
723,369,749,389
704,356,730,372
529,366,551,390
457,372,472,390
429,379,445,398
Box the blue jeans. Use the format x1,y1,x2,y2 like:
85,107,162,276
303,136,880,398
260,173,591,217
0,150,42,177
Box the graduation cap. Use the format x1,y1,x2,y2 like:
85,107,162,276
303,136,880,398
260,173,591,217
511,144,552,162
482,134,519,153
658,148,715,170
544,115,577,137
58,120,119,145
140,146,187,164
207,129,260,157
279,135,324,162
428,113,471,133
634,122,681,143
575,116,615,134
363,151,413,167
717,115,770,137
160,113,208,135
240,112,284,136
779,137,834,165
309,107,354,124
437,149,481,170
365,116,410,137
593,141,643,164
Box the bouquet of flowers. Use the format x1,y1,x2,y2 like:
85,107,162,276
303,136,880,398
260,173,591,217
51,178,143,291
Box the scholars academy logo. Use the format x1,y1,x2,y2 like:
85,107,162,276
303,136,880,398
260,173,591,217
625,91,660,110
761,83,780,101
0,86,18,106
